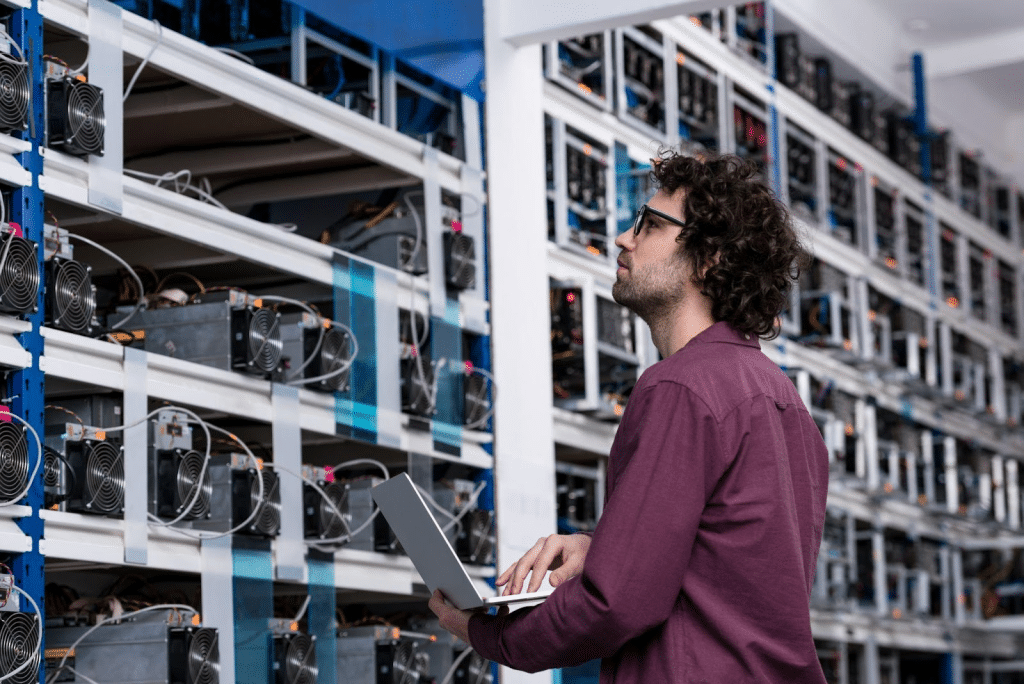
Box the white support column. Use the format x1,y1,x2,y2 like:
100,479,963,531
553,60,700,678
872,528,886,617
922,430,936,505
945,436,959,514
993,455,1006,524
484,3,557,682
1008,459,1021,529
952,548,966,625
859,399,874,485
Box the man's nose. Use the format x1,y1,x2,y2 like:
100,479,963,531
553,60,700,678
614,230,633,250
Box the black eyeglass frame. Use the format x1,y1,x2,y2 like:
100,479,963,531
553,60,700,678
632,204,688,236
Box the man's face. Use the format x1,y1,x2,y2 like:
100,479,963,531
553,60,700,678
612,188,697,321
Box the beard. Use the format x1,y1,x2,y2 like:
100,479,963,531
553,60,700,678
612,261,688,323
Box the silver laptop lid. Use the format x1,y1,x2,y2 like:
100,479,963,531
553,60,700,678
372,473,487,609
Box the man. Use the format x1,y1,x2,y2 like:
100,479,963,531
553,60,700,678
430,151,829,682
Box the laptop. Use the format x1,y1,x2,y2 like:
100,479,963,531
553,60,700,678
371,473,553,610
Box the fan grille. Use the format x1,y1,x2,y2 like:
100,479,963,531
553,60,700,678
464,374,489,427
283,633,317,684
0,235,38,314
444,232,475,289
49,258,95,334
64,80,104,155
0,60,28,132
317,481,348,539
175,450,212,520
0,422,28,502
0,612,39,684
84,441,124,514
43,450,60,488
246,308,283,374
317,328,350,391
188,627,220,684
249,470,281,536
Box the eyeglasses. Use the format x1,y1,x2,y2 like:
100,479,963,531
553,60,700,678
632,204,688,236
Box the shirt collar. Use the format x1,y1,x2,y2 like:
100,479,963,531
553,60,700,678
685,321,761,349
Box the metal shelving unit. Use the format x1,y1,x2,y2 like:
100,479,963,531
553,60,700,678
0,2,498,683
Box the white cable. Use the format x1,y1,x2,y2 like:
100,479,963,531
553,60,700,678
45,604,198,684
402,192,425,270
292,595,312,623
148,423,266,540
252,295,322,380
460,363,496,431
0,27,26,64
0,410,43,507
212,46,256,65
124,168,228,211
440,647,475,684
0,584,42,684
65,232,146,331
69,50,89,76
123,20,163,102
61,667,100,684
442,480,488,533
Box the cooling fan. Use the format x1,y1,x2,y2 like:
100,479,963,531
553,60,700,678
47,76,105,157
247,468,281,537
0,232,38,315
0,612,39,684
0,421,29,504
183,627,219,684
401,357,435,418
46,257,95,335
0,58,28,133
239,306,283,376
454,650,493,684
443,232,475,290
464,373,489,427
308,326,351,392
303,478,348,540
390,640,430,684
273,632,317,684
456,509,495,566
153,449,212,521
81,440,125,515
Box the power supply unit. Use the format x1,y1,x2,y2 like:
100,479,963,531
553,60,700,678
340,476,393,552
0,610,39,684
149,410,211,522
46,611,218,684
189,454,281,537
45,61,104,157
336,625,430,684
269,620,317,684
279,313,352,392
409,619,492,684
0,226,38,315
118,291,284,378
328,197,428,275
44,421,124,517
301,465,348,542
774,33,800,89
46,256,96,336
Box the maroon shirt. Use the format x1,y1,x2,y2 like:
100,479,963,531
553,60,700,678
469,322,830,682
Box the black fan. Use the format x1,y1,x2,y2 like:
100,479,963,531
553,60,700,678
316,480,347,538
443,232,475,290
47,257,95,334
0,59,28,133
249,469,281,536
84,440,124,515
401,358,434,418
454,651,493,684
0,234,38,314
245,307,283,374
391,640,429,684
175,449,212,520
457,509,495,566
0,612,39,684
47,77,104,157
310,327,351,392
187,627,220,684
278,633,316,684
0,422,28,503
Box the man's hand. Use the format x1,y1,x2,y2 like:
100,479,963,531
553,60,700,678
496,533,592,596
429,590,473,643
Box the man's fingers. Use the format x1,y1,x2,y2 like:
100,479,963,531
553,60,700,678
509,538,547,593
527,538,563,592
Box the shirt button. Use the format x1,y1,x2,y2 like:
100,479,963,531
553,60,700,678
744,334,751,340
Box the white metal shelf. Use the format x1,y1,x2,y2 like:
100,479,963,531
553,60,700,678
38,0,467,194
40,509,494,594
810,608,1019,657
39,327,494,468
0,505,32,554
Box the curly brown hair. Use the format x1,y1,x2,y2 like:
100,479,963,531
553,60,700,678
651,150,807,339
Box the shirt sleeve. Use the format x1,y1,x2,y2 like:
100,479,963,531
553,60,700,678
468,381,723,672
